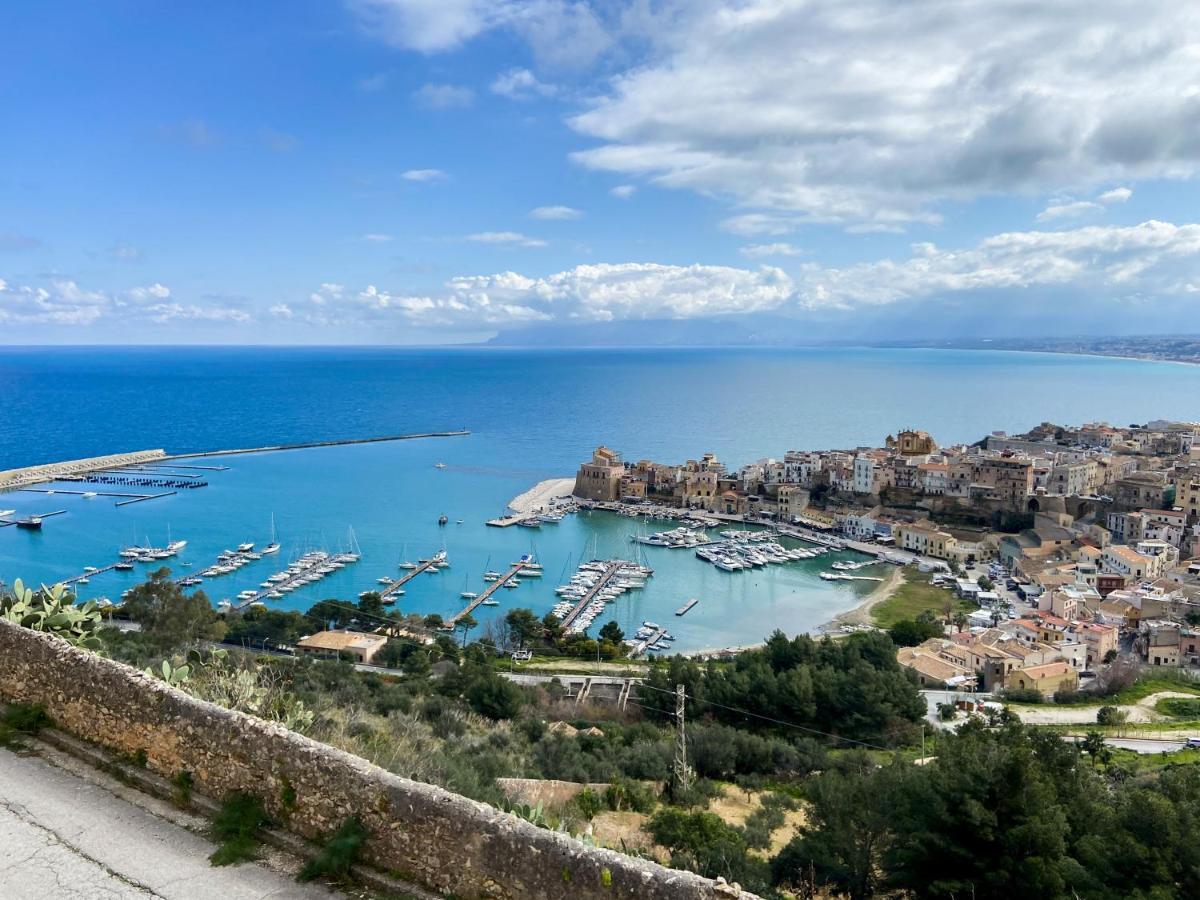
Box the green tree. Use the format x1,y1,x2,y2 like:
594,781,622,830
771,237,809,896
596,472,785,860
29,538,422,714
464,672,523,719
599,620,624,644
1080,731,1107,768
457,613,477,647
504,608,541,649
773,755,902,900
122,570,225,649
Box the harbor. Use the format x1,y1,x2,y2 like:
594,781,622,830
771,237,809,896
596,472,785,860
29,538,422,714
0,437,892,653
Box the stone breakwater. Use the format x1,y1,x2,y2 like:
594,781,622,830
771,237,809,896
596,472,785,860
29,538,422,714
0,621,754,900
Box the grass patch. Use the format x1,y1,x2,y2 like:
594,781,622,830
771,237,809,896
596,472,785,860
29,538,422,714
210,792,270,866
1157,697,1200,718
871,571,972,628
298,817,368,884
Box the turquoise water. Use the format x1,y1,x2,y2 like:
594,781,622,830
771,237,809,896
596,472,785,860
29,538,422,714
1,346,1197,650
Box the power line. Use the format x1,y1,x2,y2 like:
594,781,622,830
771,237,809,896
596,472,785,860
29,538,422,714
635,680,893,752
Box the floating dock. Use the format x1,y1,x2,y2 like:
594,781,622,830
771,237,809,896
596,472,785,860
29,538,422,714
446,562,526,626
675,598,699,617
380,554,444,600
630,627,670,657
0,509,67,528
558,561,625,632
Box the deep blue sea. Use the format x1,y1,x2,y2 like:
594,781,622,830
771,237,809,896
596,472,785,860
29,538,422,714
1,346,1197,651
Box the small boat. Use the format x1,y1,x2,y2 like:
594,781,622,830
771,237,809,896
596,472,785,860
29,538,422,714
378,576,394,585
114,561,134,571
267,591,283,599
84,566,99,574
238,542,254,553
481,599,499,607
75,576,90,585
438,515,449,526
517,518,541,528
399,560,417,570
503,579,521,588
435,462,447,469
82,491,97,499
216,600,232,612
483,571,501,581
167,540,188,554
15,517,43,530
461,591,478,600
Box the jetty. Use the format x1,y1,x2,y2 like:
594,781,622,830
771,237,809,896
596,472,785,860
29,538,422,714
0,509,67,528
559,561,625,631
675,598,699,617
61,563,122,586
446,562,525,626
486,513,528,528
630,626,670,658
379,554,444,600
161,430,470,462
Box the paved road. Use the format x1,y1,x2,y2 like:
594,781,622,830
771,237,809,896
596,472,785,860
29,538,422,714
0,747,339,899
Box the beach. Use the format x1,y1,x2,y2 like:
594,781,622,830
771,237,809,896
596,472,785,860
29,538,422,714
507,477,576,515
823,566,906,630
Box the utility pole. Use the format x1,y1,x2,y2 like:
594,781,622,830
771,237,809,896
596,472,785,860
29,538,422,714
672,683,693,790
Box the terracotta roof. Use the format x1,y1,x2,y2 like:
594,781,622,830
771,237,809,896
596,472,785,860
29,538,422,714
1019,661,1074,680
297,630,387,652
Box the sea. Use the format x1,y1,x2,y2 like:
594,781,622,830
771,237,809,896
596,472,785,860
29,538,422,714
1,345,1197,653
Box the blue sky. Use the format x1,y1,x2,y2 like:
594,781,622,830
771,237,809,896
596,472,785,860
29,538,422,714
2,1,1200,344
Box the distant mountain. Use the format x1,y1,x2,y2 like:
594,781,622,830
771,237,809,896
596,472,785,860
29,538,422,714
483,316,812,348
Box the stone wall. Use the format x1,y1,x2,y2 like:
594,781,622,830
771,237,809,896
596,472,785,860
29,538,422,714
0,621,747,899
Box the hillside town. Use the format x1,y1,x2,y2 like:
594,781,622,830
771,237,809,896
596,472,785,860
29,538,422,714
574,420,1200,696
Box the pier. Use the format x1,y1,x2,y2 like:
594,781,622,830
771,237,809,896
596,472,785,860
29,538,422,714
161,430,470,462
0,509,67,528
559,561,625,632
486,513,529,528
630,626,669,658
446,563,525,627
61,562,122,586
380,555,444,600
20,487,177,507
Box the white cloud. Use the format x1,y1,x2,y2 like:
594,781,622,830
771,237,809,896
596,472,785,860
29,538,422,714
720,213,803,237
740,243,801,259
1036,200,1103,222
609,184,636,199
362,233,393,243
349,0,616,65
565,1,1200,226
141,303,251,324
467,231,548,248
401,168,448,182
796,220,1200,308
1100,187,1134,204
270,304,294,318
412,82,474,109
491,67,556,100
296,261,793,328
128,283,171,300
530,205,582,220
111,242,142,262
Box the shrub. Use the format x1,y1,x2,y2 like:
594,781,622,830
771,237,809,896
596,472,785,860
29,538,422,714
298,817,368,884
574,788,602,820
209,792,270,866
1000,687,1044,704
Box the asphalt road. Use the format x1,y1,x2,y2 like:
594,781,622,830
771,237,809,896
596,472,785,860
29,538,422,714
0,746,339,899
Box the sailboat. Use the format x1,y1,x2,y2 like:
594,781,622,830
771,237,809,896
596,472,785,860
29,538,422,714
262,514,280,555
398,542,417,570
460,575,477,600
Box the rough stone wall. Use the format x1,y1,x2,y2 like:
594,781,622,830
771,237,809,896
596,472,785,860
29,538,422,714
0,621,748,899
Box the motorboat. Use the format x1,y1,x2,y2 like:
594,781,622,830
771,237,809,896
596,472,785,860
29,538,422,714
237,542,254,553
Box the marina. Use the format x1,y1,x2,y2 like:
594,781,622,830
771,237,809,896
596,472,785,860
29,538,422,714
551,558,654,635
379,549,447,600
445,558,529,627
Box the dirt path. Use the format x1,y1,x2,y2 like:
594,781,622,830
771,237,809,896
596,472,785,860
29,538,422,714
1013,690,1198,725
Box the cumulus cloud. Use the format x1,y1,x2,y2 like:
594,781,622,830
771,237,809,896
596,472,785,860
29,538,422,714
293,262,793,328
740,243,801,259
530,205,583,220
401,168,448,182
491,67,556,99
412,82,474,109
564,1,1200,227
467,231,548,248
1100,187,1134,204
0,277,246,327
796,220,1200,308
609,184,636,199
128,283,171,300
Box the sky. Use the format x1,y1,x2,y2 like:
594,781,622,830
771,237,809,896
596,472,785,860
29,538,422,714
2,0,1200,344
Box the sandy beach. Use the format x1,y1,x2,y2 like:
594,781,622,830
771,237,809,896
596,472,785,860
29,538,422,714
823,566,906,630
508,477,576,515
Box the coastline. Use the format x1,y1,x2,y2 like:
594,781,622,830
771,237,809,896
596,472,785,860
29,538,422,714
507,477,576,515
822,565,906,631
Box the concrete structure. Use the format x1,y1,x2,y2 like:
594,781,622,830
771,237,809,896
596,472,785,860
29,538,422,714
0,622,745,900
0,449,167,490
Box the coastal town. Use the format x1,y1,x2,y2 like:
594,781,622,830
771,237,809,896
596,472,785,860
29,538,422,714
569,419,1200,696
